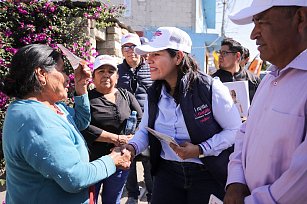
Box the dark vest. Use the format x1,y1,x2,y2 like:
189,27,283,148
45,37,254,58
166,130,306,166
147,72,232,186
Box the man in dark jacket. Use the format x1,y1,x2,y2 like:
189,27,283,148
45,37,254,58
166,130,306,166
212,38,260,103
117,33,153,204
117,33,153,110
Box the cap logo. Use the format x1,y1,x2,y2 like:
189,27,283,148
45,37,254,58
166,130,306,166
154,30,162,36
125,34,133,38
134,27,192,55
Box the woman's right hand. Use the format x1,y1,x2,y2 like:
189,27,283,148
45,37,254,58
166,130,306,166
74,63,91,96
109,147,131,170
116,134,134,146
120,144,136,162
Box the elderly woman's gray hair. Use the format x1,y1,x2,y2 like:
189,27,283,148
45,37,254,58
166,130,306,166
0,44,62,99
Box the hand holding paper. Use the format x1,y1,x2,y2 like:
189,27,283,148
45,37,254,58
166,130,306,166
73,63,91,95
146,127,178,146
57,44,87,70
170,141,202,160
208,194,223,204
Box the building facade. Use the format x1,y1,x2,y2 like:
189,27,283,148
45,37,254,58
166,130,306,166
110,0,222,72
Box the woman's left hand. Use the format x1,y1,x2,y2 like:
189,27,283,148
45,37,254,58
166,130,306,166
74,63,92,95
170,142,200,160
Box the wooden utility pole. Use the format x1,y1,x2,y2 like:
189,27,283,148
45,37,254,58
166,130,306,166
221,0,227,37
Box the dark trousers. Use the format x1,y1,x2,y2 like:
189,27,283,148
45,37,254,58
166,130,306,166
94,169,129,204
151,159,225,204
125,154,153,201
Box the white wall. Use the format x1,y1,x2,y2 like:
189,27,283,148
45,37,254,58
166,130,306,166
111,0,196,31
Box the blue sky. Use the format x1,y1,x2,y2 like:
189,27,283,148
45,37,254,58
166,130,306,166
215,0,259,60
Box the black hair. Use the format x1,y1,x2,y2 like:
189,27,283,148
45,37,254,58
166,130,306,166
0,44,62,99
221,38,243,56
242,47,250,60
163,49,199,103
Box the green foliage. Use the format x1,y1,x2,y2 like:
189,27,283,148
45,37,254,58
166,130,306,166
0,0,125,76
0,0,125,177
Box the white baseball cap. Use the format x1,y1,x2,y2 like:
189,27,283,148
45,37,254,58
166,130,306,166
134,27,192,55
93,55,118,71
229,0,307,25
140,37,149,45
121,33,141,46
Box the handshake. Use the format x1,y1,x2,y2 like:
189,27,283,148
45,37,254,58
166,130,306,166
109,144,136,170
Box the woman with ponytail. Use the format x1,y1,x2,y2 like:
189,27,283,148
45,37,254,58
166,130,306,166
121,27,242,203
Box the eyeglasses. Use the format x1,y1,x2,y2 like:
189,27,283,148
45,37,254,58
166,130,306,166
122,45,136,52
217,50,237,57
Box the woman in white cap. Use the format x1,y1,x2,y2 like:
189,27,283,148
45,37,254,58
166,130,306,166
122,27,241,203
81,55,143,204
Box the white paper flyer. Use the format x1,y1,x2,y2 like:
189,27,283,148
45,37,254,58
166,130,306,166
146,127,178,146
223,81,250,119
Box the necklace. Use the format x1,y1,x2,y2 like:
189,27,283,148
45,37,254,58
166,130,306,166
53,104,64,115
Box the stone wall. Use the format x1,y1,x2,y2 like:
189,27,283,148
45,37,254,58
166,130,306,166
86,19,134,63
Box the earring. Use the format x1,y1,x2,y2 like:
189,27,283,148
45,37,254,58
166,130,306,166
41,81,46,86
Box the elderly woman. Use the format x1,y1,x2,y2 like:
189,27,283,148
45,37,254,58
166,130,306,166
81,55,143,204
0,44,131,204
122,27,242,203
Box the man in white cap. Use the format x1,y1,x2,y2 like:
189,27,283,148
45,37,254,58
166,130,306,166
118,33,153,111
225,1,307,204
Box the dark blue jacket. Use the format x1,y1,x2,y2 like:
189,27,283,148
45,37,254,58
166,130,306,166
117,59,153,110
147,72,232,186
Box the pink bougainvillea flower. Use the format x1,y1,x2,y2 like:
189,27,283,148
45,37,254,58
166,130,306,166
17,6,29,15
35,33,47,41
44,2,51,8
19,22,25,29
49,6,56,13
0,58,5,66
0,91,9,109
5,47,18,55
88,63,94,71
19,36,32,44
4,30,12,37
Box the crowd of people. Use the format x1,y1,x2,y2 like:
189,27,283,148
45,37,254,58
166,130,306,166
0,0,306,204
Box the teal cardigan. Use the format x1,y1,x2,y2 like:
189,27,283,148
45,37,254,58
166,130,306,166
2,94,116,204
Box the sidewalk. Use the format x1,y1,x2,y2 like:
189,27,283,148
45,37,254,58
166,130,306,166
120,161,149,204
0,161,148,204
